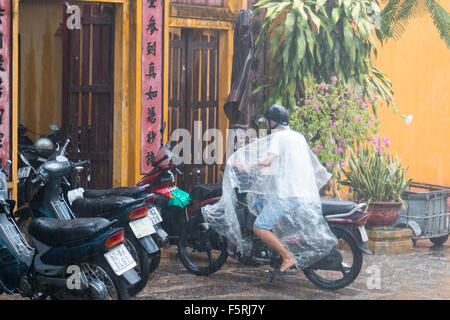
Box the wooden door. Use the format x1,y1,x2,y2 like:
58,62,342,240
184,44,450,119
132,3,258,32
168,29,220,192
62,4,115,189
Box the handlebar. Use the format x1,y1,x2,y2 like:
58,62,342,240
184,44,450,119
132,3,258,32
73,160,90,168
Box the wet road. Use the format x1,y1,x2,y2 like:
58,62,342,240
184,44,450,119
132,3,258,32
0,238,448,300
135,239,450,300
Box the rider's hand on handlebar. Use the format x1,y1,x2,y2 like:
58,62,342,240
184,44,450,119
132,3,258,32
233,162,246,173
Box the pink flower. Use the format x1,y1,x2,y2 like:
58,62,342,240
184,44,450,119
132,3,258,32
295,105,300,110
341,160,346,167
383,137,390,147
325,85,329,91
316,104,320,111
340,140,346,145
364,161,368,166
330,120,334,129
336,148,343,154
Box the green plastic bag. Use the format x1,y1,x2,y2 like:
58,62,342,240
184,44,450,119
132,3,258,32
167,188,191,208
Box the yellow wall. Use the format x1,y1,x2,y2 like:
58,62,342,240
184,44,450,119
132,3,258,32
375,8,450,187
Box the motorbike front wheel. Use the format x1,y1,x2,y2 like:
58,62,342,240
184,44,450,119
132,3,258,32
303,228,363,290
177,214,228,276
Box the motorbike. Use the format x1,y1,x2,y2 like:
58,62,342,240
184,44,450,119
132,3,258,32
134,135,372,290
78,185,169,276
0,160,140,300
17,123,62,208
177,166,372,290
14,139,158,297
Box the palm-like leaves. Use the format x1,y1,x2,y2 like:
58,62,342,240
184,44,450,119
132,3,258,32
379,0,450,48
253,0,394,114
339,145,412,204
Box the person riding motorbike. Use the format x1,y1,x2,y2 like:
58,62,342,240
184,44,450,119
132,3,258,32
221,104,336,273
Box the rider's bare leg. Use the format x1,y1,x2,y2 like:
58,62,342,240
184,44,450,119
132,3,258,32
253,226,296,272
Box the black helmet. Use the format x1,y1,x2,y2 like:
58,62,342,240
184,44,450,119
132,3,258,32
259,104,290,127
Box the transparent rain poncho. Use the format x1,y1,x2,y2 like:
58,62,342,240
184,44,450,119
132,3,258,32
201,128,338,269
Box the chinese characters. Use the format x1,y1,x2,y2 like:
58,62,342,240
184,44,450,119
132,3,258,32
141,0,163,173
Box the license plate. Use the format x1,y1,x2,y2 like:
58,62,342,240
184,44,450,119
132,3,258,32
148,207,163,225
358,225,369,242
129,216,156,238
104,244,137,276
18,167,31,180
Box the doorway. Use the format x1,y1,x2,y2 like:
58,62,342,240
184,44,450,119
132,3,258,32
168,28,220,192
62,3,115,188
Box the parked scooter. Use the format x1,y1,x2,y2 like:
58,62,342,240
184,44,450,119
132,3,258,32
76,184,169,275
0,160,139,300
14,140,157,296
18,123,62,208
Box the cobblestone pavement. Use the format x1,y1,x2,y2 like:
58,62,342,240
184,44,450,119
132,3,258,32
0,239,448,300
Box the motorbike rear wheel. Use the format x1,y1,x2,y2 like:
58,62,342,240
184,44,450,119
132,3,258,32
303,228,362,290
149,252,161,274
124,234,151,297
79,259,130,300
177,214,228,276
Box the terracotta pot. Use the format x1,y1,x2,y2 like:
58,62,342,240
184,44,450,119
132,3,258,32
366,201,402,228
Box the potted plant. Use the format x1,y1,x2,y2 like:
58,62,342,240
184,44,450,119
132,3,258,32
339,144,412,227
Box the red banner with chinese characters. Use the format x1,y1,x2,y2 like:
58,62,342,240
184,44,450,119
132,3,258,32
141,0,164,174
0,0,10,173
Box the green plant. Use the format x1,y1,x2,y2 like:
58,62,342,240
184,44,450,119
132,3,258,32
338,144,412,204
379,0,450,48
253,0,394,113
290,77,380,179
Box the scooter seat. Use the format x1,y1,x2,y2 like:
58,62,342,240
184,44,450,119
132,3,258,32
71,196,141,218
83,185,150,199
28,217,111,247
191,183,222,201
321,200,358,216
